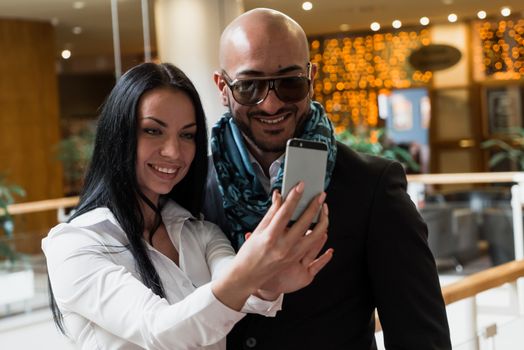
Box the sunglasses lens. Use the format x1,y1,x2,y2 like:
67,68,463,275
275,77,310,103
232,80,268,105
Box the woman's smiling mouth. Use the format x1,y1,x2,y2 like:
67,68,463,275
149,163,181,178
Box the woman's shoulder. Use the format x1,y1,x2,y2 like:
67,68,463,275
42,207,126,255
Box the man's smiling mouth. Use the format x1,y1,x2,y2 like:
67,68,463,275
257,115,286,124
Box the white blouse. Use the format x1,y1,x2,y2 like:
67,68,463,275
42,200,282,350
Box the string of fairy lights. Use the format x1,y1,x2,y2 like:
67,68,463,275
310,18,524,129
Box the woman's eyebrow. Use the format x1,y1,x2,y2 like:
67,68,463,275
181,122,197,130
142,116,167,127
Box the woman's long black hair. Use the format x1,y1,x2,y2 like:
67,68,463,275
49,62,209,334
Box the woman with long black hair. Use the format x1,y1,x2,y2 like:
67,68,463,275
43,62,332,349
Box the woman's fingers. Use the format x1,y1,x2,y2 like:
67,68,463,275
285,192,326,242
253,190,282,234
308,248,334,276
264,182,305,236
287,202,329,257
300,230,328,267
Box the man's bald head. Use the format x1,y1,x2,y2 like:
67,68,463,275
219,8,310,73
213,8,315,157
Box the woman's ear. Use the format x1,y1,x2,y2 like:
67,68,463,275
213,71,229,106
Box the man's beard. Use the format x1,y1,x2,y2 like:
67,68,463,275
229,104,309,153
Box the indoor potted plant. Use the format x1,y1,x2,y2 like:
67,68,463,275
55,128,94,195
336,127,421,172
0,173,35,311
481,128,524,171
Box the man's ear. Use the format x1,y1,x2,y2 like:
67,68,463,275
309,63,318,98
213,71,229,106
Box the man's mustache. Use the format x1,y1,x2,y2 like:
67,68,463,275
247,106,298,119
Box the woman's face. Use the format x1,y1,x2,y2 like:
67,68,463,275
136,87,197,204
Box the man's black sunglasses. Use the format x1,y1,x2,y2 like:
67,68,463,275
221,63,312,106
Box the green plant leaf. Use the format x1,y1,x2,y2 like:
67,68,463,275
488,152,509,168
335,127,421,171
0,172,25,262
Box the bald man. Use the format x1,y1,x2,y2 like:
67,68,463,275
203,8,451,350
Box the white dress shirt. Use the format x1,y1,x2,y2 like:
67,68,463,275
248,152,284,194
42,200,282,350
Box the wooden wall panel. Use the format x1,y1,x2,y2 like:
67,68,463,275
0,19,63,254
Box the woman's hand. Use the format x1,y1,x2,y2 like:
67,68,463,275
212,182,332,310
251,200,332,300
256,204,333,297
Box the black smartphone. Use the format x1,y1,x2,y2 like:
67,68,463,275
281,138,328,223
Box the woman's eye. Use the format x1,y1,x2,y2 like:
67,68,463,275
181,132,196,140
143,128,161,135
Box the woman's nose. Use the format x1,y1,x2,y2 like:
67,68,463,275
160,138,180,158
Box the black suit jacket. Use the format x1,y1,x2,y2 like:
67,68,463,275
203,142,451,350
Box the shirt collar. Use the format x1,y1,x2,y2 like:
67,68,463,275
69,200,195,230
247,151,284,194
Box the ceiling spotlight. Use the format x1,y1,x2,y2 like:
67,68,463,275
339,23,351,31
370,22,381,31
72,26,83,35
392,20,402,29
501,7,511,17
448,13,458,22
302,2,313,11
61,50,72,60
420,17,430,26
477,10,487,19
73,1,85,9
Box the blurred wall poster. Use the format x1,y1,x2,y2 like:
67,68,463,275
487,85,523,134
380,88,430,173
381,88,430,145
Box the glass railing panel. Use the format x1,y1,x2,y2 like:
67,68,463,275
490,314,524,350
0,233,49,319
453,336,479,350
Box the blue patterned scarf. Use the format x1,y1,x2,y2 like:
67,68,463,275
210,101,337,249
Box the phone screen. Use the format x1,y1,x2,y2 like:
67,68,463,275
281,138,328,223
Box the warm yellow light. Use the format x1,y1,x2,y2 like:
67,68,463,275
302,2,313,11
73,1,85,9
61,49,72,59
477,10,487,19
420,17,430,26
370,22,381,31
448,14,458,23
501,7,511,17
392,20,402,29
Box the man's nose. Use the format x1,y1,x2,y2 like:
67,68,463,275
258,86,286,115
